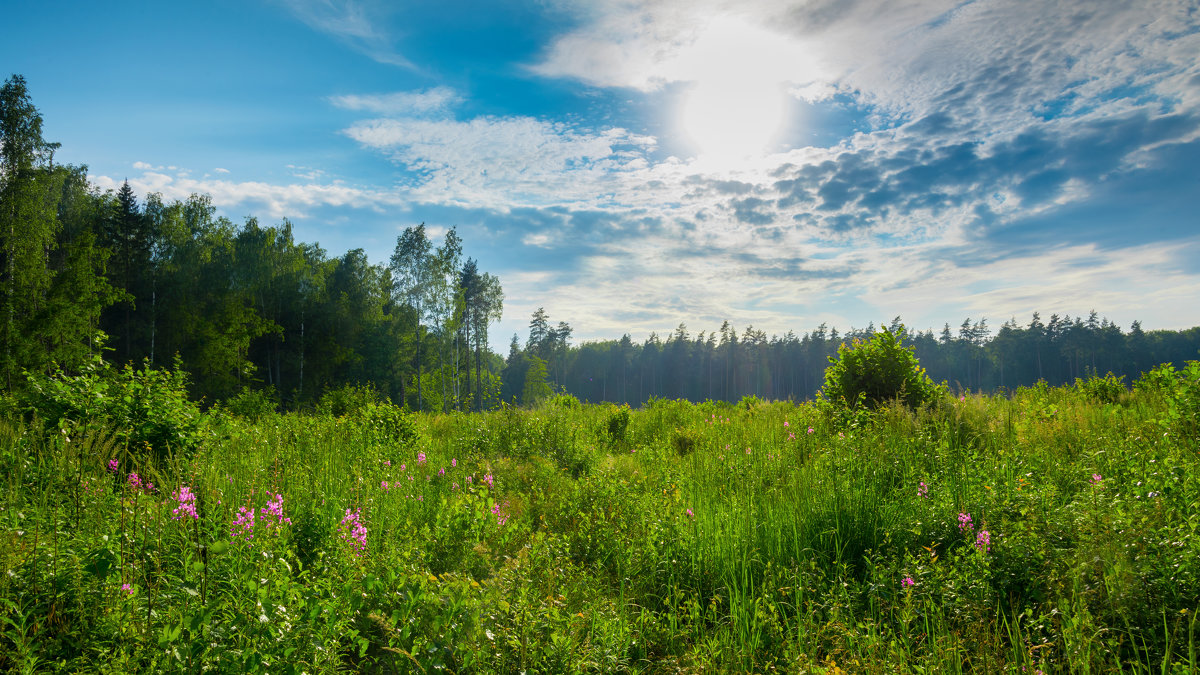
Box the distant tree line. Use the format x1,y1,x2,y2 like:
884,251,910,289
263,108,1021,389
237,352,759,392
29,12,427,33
5,73,1197,411
0,74,504,411
501,311,1200,406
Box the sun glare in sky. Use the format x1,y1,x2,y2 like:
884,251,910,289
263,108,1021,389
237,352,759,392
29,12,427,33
675,17,799,165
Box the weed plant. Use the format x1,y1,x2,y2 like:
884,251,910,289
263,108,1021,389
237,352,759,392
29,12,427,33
1,367,1199,672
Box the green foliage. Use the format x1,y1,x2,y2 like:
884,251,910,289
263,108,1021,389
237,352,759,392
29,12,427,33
1073,370,1126,404
1135,360,1200,437
819,325,944,412
4,378,1200,672
521,355,553,406
670,425,701,456
21,355,201,460
738,394,765,410
217,386,279,421
316,382,385,417
602,403,631,445
549,392,581,409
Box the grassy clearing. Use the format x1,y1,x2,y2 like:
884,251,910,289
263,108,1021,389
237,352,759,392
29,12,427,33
2,375,1199,673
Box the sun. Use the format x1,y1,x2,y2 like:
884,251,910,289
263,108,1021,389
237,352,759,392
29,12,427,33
672,18,797,166
680,76,787,164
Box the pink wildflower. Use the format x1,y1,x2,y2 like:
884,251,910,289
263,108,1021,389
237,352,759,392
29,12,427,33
171,486,199,520
917,482,929,499
958,512,974,534
482,473,494,488
107,459,119,473
975,529,991,554
901,576,915,588
339,508,368,556
259,492,291,528
230,506,256,542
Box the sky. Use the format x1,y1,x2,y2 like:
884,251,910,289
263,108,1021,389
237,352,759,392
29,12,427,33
5,0,1200,350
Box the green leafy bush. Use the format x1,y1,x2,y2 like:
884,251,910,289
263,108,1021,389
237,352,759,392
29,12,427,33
819,326,944,412
603,403,631,445
22,356,201,460
218,386,279,421
1073,371,1126,404
316,383,385,417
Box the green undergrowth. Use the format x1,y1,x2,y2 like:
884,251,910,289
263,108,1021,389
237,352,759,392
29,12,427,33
2,366,1199,673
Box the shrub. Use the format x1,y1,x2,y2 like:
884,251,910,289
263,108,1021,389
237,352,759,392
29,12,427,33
603,403,631,445
219,386,279,420
1073,371,1126,404
819,326,943,412
316,383,385,417
670,426,701,456
22,356,202,461
549,393,581,409
361,400,419,446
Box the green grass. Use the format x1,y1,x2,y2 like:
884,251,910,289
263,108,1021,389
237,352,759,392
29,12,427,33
2,382,1199,673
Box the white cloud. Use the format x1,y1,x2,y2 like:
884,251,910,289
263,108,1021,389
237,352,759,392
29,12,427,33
274,0,415,69
90,168,405,221
213,167,230,174
329,87,462,115
343,115,658,207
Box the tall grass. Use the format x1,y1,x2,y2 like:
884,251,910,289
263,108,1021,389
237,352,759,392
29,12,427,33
1,379,1198,672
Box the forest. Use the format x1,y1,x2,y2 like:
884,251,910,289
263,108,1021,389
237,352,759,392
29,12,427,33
3,72,1199,412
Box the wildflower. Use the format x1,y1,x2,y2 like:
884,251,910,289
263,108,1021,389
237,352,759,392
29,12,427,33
957,512,974,534
384,460,391,466
917,482,929,499
783,421,790,427
438,467,446,476
745,447,751,454
788,432,796,440
975,529,991,554
490,501,509,526
1091,473,1102,485
807,427,814,434
451,458,457,468
230,506,256,542
381,480,389,491
400,463,406,471
339,508,368,556
686,508,695,519
466,475,473,484
121,583,134,595
171,486,199,520
107,459,119,473
260,492,291,528
126,472,143,491
417,451,427,466
901,576,915,588
482,473,494,488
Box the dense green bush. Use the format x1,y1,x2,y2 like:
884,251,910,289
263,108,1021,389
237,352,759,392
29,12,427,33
218,386,280,420
21,356,201,460
1073,370,1126,404
819,326,944,412
316,383,386,417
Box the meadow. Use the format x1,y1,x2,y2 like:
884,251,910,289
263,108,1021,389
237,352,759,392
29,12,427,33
2,363,1199,673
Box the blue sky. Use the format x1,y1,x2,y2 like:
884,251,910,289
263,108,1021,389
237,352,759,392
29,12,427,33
5,0,1199,349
